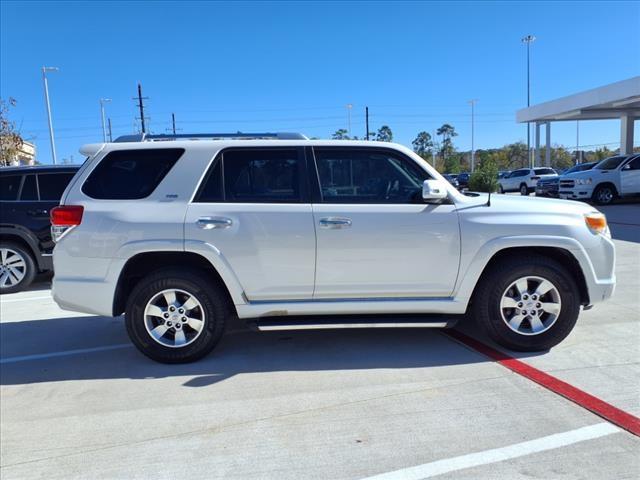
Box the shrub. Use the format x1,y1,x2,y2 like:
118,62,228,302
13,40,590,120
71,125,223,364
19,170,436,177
468,157,499,193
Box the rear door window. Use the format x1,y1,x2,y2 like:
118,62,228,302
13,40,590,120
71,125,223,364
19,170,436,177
20,174,38,200
223,148,302,203
82,149,184,200
0,175,21,200
37,173,76,200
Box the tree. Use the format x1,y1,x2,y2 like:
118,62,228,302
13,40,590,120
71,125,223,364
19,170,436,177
0,97,24,167
436,124,457,161
593,146,614,161
332,129,350,140
468,155,499,193
443,154,462,174
412,131,433,157
376,125,393,142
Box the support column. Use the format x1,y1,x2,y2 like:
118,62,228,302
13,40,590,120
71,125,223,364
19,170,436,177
534,122,541,167
545,122,551,167
620,114,634,155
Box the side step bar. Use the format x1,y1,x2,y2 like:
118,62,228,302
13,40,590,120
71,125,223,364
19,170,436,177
248,314,459,332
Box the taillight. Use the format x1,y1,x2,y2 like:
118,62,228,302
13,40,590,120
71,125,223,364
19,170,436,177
51,205,84,226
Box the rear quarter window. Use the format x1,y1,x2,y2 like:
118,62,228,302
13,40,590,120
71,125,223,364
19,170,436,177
82,149,184,200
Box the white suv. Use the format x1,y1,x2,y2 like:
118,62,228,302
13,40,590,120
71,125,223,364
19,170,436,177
559,154,640,205
51,133,616,363
498,168,558,195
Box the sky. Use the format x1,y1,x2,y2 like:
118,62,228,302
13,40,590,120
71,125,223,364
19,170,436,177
1,0,639,164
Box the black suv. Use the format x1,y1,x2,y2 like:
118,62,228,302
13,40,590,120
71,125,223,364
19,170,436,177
0,165,80,293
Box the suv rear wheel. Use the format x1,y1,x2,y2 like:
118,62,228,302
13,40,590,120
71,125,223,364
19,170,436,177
520,183,529,196
125,268,227,363
472,254,580,351
0,243,36,294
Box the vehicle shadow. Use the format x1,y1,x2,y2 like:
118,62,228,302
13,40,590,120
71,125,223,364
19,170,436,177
0,315,534,387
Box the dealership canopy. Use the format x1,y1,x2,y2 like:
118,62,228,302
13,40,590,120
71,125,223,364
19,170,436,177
516,76,640,165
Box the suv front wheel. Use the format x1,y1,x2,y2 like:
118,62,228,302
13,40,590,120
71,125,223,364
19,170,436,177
125,268,227,363
472,254,580,351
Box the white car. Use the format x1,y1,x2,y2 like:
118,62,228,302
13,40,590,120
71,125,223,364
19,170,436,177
559,154,640,205
498,168,558,195
50,133,615,363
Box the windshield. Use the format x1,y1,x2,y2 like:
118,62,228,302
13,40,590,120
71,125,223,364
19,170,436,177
565,163,593,174
595,156,626,170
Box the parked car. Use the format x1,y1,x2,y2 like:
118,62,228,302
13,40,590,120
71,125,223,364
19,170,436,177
535,177,560,198
537,162,598,198
51,133,615,363
456,172,470,190
498,168,558,195
443,174,459,189
0,165,80,293
559,154,640,205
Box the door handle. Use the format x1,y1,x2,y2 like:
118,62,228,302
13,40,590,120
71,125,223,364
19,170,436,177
28,209,48,216
197,216,233,229
319,217,352,229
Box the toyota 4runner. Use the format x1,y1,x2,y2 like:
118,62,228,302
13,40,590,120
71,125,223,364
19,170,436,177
51,133,616,363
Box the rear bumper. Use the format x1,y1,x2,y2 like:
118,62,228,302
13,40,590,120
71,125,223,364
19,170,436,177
52,252,125,317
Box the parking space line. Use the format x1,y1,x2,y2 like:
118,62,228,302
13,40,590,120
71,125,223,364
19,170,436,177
445,330,640,437
361,422,619,480
0,344,132,364
0,295,53,303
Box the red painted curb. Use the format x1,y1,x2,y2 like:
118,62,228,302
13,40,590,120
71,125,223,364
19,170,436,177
445,330,640,437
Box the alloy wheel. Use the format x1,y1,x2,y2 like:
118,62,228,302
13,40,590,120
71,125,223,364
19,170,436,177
597,187,613,204
0,248,27,289
499,276,562,336
144,289,206,348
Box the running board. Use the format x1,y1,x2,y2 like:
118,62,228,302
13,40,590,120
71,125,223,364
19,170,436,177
248,314,459,331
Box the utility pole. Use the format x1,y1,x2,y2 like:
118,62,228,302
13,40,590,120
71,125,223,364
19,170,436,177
522,35,536,168
42,66,59,164
133,83,149,133
166,113,182,135
576,120,580,164
100,98,112,142
108,118,113,142
365,106,370,140
468,99,478,172
346,104,353,137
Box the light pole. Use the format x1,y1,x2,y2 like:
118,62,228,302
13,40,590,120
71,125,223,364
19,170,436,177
100,98,112,142
42,66,59,164
521,34,536,167
468,99,478,172
346,103,353,137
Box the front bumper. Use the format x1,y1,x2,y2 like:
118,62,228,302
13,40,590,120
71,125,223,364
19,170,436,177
559,186,594,200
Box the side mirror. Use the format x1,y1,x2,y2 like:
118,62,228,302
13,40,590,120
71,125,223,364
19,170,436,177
422,179,448,201
622,164,631,171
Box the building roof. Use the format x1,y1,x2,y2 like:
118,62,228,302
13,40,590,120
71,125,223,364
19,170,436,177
516,76,640,123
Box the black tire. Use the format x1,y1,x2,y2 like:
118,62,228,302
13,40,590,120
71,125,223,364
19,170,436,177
472,254,580,352
592,184,617,205
0,242,36,294
125,268,228,363
520,183,529,196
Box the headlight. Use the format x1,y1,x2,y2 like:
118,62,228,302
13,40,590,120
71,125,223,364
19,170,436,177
584,212,610,237
575,178,592,185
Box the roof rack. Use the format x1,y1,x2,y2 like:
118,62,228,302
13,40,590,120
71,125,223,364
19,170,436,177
113,132,308,143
